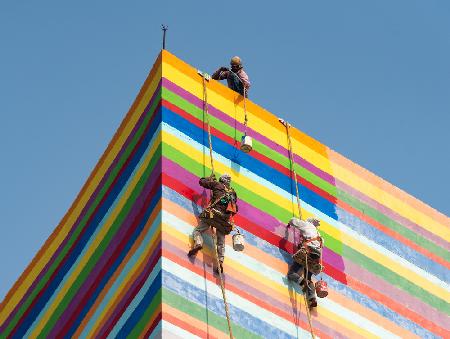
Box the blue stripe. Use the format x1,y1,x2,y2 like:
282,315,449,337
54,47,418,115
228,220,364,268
13,108,162,337
116,272,162,337
162,106,448,283
66,185,162,337
162,270,294,339
162,185,437,338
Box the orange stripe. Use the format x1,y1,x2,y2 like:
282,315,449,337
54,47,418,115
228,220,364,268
90,233,161,338
0,52,162,314
162,199,441,337
162,304,226,339
162,234,339,339
73,201,161,337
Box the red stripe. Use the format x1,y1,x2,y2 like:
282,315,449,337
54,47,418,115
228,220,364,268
9,104,161,337
143,312,163,337
56,175,162,336
162,99,448,269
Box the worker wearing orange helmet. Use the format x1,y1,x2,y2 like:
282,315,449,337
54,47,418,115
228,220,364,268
212,56,251,97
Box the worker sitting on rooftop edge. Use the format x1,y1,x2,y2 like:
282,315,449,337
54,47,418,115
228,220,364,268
188,173,238,274
212,56,251,97
287,217,324,308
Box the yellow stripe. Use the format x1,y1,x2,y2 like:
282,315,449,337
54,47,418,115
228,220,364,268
0,64,162,325
162,130,450,301
29,131,162,337
162,58,449,242
87,222,161,337
162,222,379,339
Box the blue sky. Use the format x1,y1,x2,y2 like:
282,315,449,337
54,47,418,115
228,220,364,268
0,1,448,299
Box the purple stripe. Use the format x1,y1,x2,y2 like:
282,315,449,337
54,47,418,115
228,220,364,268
162,240,346,339
161,157,449,326
161,157,347,271
162,78,449,249
0,82,162,332
162,180,448,333
50,160,162,336
334,179,450,249
341,257,450,329
98,243,162,337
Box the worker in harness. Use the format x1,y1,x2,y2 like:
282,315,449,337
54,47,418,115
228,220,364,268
188,173,238,274
212,56,251,97
287,217,324,308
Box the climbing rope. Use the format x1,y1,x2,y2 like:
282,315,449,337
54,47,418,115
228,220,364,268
199,71,234,339
212,232,234,339
285,122,303,220
283,120,315,339
201,74,215,175
243,90,248,136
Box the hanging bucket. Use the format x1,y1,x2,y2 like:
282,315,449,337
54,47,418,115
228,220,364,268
232,231,245,251
315,279,328,298
240,135,253,153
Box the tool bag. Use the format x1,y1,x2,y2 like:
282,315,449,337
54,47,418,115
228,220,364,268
199,189,236,235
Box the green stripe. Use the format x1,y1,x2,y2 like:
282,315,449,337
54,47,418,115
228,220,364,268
162,87,449,261
38,143,162,337
3,91,161,337
127,289,162,338
162,142,449,313
162,288,261,338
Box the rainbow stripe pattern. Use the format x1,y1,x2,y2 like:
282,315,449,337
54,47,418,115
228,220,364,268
0,50,449,338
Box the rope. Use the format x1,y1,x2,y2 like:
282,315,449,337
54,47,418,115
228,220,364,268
285,122,302,220
243,90,248,135
212,232,234,339
200,71,233,338
202,75,215,175
283,120,315,339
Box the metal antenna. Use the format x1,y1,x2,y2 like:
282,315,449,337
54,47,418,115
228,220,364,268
161,24,168,49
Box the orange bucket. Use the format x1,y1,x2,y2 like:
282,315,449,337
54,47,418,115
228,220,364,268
315,279,328,298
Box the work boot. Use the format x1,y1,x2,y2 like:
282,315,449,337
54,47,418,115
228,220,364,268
308,298,317,309
188,244,202,257
214,262,224,275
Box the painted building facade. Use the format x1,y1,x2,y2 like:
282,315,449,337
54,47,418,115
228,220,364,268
0,50,448,338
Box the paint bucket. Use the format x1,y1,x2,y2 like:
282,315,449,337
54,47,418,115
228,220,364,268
315,279,328,298
232,231,245,251
240,135,252,153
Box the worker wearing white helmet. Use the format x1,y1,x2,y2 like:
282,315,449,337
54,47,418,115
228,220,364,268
287,217,324,308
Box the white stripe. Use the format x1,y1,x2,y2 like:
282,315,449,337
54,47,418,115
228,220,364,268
162,320,201,339
163,255,312,338
163,210,400,339
163,123,449,291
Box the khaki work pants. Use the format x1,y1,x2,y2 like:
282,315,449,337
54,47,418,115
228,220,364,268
192,219,226,263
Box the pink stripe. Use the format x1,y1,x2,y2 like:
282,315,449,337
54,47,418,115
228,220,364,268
162,77,448,248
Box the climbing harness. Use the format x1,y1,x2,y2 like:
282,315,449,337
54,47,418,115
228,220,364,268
198,70,234,339
281,119,316,339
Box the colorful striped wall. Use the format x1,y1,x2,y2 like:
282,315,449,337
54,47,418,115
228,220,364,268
0,50,448,338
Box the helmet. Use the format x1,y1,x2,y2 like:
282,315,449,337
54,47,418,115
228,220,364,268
230,56,242,67
306,218,320,227
219,173,231,185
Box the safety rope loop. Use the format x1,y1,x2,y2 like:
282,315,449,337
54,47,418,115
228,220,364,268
211,231,234,339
